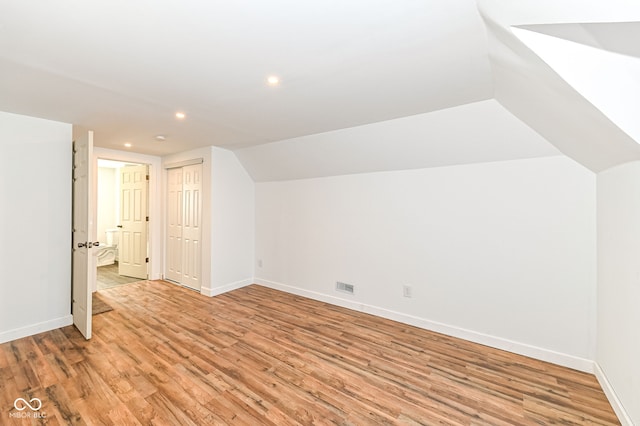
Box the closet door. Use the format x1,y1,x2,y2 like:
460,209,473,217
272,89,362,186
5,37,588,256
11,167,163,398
181,164,201,291
166,168,183,283
165,164,202,291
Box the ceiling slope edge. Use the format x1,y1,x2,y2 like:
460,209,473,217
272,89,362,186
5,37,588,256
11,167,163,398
515,22,640,58
234,99,560,182
478,12,640,173
513,26,640,149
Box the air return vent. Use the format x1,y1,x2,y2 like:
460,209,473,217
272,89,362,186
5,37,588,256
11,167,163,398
336,281,355,295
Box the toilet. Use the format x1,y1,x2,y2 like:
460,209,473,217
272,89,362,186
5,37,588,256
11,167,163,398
95,228,119,267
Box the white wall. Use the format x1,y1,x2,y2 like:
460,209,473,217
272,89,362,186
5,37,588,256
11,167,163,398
0,111,73,343
597,162,640,425
210,146,255,293
255,155,597,369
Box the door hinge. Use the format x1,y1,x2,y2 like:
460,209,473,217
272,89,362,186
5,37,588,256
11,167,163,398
146,175,149,181
146,216,149,222
146,257,149,263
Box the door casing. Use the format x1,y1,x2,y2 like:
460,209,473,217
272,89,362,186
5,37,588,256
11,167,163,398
92,148,162,290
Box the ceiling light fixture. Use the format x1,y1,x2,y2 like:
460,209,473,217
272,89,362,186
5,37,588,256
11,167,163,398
266,75,280,86
155,135,166,142
124,143,132,148
175,112,186,119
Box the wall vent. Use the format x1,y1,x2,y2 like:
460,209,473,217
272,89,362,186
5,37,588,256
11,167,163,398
336,281,355,295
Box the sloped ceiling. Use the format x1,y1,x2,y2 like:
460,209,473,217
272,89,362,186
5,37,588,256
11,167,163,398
512,25,640,146
1,1,639,178
236,99,559,181
516,22,640,58
477,0,640,172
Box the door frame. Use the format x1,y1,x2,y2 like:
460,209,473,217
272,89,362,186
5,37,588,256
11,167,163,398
92,148,163,291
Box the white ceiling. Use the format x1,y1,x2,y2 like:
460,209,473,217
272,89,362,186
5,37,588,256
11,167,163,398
1,1,640,176
0,0,492,155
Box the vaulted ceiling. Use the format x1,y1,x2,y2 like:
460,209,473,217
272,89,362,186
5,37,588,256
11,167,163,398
1,1,639,179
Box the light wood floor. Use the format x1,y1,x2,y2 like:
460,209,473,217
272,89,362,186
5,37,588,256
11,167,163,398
96,263,142,290
0,282,619,425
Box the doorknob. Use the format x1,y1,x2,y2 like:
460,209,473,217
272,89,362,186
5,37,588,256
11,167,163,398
77,242,87,248
117,225,123,228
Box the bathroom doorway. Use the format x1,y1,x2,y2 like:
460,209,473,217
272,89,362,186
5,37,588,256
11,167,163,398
95,159,149,290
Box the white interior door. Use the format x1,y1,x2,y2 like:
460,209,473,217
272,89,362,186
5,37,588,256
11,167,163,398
166,167,183,282
72,130,94,339
181,164,202,290
165,164,202,291
119,164,148,279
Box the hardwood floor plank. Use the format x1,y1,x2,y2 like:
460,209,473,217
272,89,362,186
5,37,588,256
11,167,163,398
0,368,20,415
219,390,283,426
43,383,86,425
10,360,41,392
0,281,621,425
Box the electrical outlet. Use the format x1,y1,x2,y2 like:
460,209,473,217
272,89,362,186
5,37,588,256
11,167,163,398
403,285,412,298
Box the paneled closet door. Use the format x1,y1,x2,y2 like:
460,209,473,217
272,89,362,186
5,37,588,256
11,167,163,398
181,164,202,291
165,164,202,291
166,168,183,283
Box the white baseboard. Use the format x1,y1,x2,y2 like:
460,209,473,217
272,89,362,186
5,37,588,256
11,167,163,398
254,278,595,373
594,363,633,426
0,315,73,344
201,278,253,297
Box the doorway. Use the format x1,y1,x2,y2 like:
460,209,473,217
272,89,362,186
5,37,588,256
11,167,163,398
95,159,149,290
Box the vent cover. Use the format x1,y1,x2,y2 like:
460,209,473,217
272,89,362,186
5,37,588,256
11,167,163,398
336,281,355,295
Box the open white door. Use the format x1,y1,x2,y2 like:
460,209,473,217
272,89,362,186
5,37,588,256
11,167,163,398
72,130,94,339
118,164,148,279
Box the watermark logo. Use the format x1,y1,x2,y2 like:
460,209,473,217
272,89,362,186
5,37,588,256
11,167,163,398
9,397,46,419
14,398,42,411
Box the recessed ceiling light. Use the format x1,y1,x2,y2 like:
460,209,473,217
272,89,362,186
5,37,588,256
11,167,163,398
175,112,186,119
124,143,132,148
155,135,166,142
266,75,280,86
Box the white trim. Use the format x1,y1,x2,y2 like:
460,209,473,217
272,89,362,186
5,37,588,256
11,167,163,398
0,315,73,344
164,158,204,169
201,278,253,297
254,278,595,373
594,363,632,426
